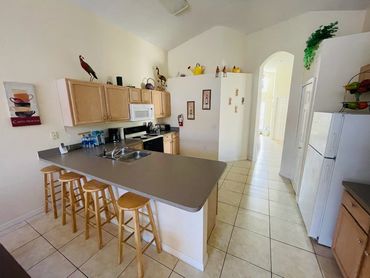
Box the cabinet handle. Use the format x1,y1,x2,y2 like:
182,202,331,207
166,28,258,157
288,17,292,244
358,238,363,245
351,202,357,208
365,251,369,257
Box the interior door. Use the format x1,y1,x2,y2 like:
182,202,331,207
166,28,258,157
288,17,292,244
293,78,316,195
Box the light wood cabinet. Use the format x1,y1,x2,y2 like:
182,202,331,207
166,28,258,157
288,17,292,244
333,191,370,278
141,89,152,104
57,79,106,126
129,88,142,103
104,85,130,121
152,90,171,118
163,132,179,155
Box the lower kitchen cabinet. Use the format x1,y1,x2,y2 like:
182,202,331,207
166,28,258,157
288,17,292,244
333,191,370,278
163,132,179,155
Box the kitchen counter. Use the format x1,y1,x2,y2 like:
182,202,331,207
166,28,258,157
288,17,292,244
38,143,225,212
343,181,370,215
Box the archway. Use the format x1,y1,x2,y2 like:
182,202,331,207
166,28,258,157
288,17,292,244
253,51,295,164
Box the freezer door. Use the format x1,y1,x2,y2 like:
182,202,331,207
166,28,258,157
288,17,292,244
298,146,335,238
309,112,343,158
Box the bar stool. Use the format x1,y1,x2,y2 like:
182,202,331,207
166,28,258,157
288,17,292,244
83,179,118,249
40,165,65,219
117,192,162,278
60,172,87,233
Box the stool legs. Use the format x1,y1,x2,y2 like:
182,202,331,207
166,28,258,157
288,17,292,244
133,209,144,278
49,173,58,219
61,182,67,226
43,170,62,219
69,182,78,233
43,173,49,214
118,209,124,264
146,204,162,253
93,191,103,249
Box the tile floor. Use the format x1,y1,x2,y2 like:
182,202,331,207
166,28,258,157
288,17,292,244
0,137,342,277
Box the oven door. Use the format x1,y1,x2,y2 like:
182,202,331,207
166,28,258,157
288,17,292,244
143,137,164,152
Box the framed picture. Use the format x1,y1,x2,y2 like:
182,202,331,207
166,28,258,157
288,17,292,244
202,89,211,110
3,82,41,127
187,101,195,120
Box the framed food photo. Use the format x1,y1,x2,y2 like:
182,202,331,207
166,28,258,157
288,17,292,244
187,101,195,120
4,82,41,127
202,89,211,110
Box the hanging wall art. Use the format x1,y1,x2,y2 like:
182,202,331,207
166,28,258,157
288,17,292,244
187,101,195,120
202,89,211,110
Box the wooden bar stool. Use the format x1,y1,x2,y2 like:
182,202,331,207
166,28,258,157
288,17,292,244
117,192,162,278
83,180,118,249
40,165,65,219
60,172,87,233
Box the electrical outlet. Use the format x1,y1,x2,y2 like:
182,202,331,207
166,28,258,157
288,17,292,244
50,131,59,140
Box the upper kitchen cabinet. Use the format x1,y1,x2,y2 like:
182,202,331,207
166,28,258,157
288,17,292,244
141,89,152,104
104,85,130,121
129,88,142,103
152,90,171,118
57,79,106,126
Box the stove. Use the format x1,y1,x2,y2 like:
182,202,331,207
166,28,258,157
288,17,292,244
124,125,164,152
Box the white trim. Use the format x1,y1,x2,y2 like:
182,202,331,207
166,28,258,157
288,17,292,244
0,207,43,232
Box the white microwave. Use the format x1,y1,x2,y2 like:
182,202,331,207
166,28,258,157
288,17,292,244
129,104,154,121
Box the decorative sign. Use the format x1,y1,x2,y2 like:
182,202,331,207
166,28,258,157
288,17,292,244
4,82,41,127
202,89,211,110
187,101,195,120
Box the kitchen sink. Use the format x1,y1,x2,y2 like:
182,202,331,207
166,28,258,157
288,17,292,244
97,148,151,162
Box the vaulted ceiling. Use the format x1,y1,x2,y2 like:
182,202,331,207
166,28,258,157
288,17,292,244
69,0,370,50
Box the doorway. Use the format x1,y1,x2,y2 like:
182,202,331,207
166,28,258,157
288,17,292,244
253,51,294,168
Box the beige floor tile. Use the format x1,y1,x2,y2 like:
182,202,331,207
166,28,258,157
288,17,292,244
11,236,56,270
28,251,76,278
218,189,242,207
271,240,322,278
208,221,233,251
229,167,249,175
68,270,87,278
239,195,269,215
248,171,270,180
27,212,62,234
269,181,294,193
269,190,296,206
243,185,269,200
235,208,269,237
246,177,269,188
228,227,270,271
169,272,184,278
270,217,313,252
120,255,172,277
269,201,303,224
221,180,245,193
80,238,136,278
311,239,334,259
144,244,179,270
221,254,271,278
225,172,248,183
43,216,84,249
317,255,343,278
232,160,252,169
59,228,114,267
217,202,238,225
174,246,225,278
0,223,39,252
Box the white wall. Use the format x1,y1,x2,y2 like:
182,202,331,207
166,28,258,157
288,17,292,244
166,75,222,160
0,0,167,226
168,26,247,78
244,10,366,178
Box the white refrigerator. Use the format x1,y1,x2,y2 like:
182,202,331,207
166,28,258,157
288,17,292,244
298,112,370,246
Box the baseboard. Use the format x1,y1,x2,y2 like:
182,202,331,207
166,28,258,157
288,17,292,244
0,207,43,232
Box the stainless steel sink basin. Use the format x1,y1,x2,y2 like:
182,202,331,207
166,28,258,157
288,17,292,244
97,148,151,162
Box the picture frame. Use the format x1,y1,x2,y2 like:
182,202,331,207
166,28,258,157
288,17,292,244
187,101,195,120
3,82,41,127
202,89,211,110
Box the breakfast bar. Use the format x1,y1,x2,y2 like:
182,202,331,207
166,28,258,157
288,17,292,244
38,143,226,271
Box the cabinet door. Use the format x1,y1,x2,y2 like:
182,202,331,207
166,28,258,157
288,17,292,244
333,206,367,278
129,88,142,103
68,80,106,125
360,242,370,278
104,86,130,121
172,133,179,155
162,92,171,117
141,89,152,104
152,90,163,118
163,133,172,154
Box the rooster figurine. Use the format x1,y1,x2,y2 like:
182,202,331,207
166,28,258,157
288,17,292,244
79,55,98,81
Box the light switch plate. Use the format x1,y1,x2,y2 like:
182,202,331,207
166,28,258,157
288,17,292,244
50,131,59,140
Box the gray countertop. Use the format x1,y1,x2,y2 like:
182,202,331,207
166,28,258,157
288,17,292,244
38,143,226,212
343,181,370,214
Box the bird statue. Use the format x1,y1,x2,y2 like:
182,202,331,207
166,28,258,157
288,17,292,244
215,66,220,78
156,66,167,87
79,55,98,81
222,66,227,77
